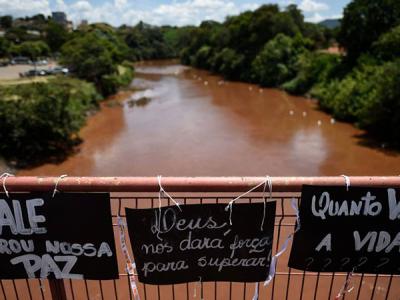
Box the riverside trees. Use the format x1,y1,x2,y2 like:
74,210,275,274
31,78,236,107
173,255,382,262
179,1,400,147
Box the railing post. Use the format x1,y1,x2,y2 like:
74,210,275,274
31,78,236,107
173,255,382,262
49,279,67,300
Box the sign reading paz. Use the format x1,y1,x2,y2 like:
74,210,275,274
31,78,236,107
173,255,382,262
126,203,276,284
289,185,400,274
0,193,118,279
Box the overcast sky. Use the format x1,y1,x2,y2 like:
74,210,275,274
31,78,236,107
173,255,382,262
0,0,350,26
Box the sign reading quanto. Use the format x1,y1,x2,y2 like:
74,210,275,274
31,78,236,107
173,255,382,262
289,185,400,274
0,193,118,279
126,203,276,284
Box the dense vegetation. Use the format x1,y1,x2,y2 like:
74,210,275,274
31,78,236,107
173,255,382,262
59,24,133,96
0,15,181,65
179,1,400,147
0,78,100,166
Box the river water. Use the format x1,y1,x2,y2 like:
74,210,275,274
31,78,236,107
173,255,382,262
19,60,400,176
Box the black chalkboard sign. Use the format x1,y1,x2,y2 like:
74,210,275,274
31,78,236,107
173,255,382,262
0,193,118,279
289,185,400,274
126,202,276,284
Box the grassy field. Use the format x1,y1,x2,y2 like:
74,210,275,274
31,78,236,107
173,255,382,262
0,76,51,86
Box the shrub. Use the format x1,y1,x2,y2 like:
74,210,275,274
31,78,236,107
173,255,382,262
355,60,400,144
0,78,101,165
209,48,245,80
251,34,309,86
100,63,134,96
282,52,341,94
311,60,400,145
372,25,400,61
191,46,213,69
311,64,377,121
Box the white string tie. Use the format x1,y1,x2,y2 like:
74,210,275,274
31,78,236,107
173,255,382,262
156,176,182,241
264,199,300,286
340,175,351,191
157,176,182,211
193,276,203,299
225,177,270,227
335,268,355,299
39,278,46,291
252,282,259,300
1,173,14,198
52,175,67,198
291,198,301,233
117,215,140,300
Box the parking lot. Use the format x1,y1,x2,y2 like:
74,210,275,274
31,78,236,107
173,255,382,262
0,62,57,80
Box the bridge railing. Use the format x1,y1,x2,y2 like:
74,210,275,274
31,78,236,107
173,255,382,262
1,176,400,300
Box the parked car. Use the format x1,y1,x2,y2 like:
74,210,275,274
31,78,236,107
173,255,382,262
0,60,9,67
20,69,47,77
11,56,32,65
47,67,69,75
33,59,48,66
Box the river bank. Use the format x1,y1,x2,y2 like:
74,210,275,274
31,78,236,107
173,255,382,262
17,61,400,176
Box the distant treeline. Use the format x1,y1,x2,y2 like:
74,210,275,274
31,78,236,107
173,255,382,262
179,1,400,147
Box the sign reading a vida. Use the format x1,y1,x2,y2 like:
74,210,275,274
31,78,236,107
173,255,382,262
289,185,400,274
0,193,118,279
126,203,276,284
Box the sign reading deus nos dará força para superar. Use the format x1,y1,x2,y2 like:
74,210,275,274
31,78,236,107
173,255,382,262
0,192,118,279
126,202,276,284
289,185,400,274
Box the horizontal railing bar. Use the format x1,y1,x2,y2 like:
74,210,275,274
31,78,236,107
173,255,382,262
3,176,400,192
275,272,397,278
112,222,296,226
114,272,397,278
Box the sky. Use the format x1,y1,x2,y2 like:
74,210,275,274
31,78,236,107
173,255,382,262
0,0,350,27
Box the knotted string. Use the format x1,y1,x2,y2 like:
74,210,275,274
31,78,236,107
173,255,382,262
225,176,271,229
340,175,351,191
193,276,203,299
52,174,67,198
0,173,14,198
334,268,355,299
157,176,182,210
117,215,140,300
155,176,182,241
264,198,300,286
252,283,259,300
39,278,46,291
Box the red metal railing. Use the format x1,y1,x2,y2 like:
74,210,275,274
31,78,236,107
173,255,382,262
4,176,400,192
1,176,400,300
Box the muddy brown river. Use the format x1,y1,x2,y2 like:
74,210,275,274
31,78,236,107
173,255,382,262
19,60,400,176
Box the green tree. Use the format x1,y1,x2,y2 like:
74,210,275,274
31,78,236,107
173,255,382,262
211,48,245,79
120,22,174,60
0,37,10,57
355,60,400,144
0,78,100,165
251,34,309,86
60,29,131,95
338,0,400,62
0,15,12,29
282,52,341,94
61,32,120,85
46,21,69,52
10,41,50,59
372,25,400,61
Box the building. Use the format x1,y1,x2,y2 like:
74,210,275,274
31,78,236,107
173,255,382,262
52,12,67,26
52,12,73,31
66,21,73,32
